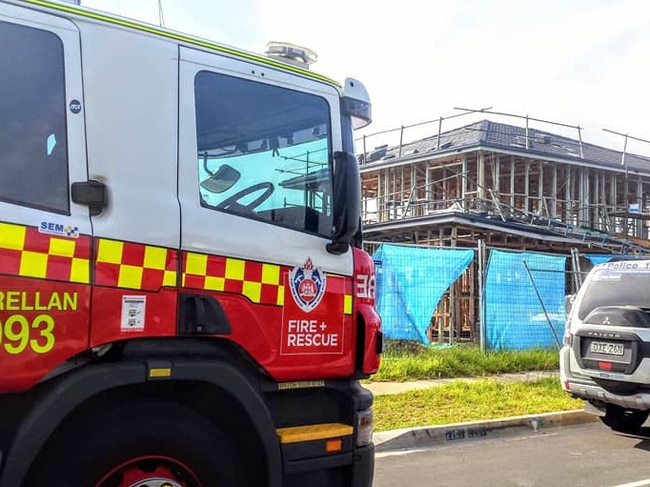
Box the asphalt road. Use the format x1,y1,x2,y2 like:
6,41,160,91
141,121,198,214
374,422,650,487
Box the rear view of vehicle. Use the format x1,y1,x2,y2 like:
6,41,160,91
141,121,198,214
561,260,650,434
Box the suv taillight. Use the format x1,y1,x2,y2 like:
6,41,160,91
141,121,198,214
563,332,573,347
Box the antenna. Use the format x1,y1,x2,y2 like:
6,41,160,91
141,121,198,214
157,0,166,27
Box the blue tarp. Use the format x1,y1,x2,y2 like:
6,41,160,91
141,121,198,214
584,254,644,265
485,250,566,350
585,254,617,265
372,244,474,344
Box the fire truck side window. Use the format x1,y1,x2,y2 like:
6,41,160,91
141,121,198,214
0,21,69,214
194,70,334,236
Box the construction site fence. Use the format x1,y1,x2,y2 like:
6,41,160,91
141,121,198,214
370,243,615,351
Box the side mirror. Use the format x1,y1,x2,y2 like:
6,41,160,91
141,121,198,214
342,78,372,129
71,180,107,217
327,151,361,255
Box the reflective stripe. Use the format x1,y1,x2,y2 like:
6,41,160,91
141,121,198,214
0,222,90,283
0,222,353,309
182,252,353,313
344,294,353,315
95,239,178,291
276,423,353,444
182,252,285,306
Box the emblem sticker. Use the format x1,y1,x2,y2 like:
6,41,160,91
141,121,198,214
39,221,79,239
289,258,326,313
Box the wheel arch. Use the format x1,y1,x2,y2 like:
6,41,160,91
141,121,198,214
0,356,282,487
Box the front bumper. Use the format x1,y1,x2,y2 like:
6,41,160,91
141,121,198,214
352,444,374,487
280,443,374,487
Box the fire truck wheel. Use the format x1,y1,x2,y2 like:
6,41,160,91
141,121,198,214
25,399,243,487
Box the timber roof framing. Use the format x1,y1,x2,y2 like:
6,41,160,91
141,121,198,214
359,119,650,255
359,120,650,177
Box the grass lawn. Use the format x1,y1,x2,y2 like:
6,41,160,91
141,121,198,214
373,377,583,431
371,342,559,381
368,342,581,432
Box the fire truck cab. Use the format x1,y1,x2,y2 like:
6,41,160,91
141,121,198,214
0,1,381,486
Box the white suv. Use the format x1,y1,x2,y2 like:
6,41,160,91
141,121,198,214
560,259,650,434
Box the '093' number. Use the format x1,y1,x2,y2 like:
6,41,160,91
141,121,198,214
0,314,55,355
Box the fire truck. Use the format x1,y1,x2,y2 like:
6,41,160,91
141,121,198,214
0,1,382,485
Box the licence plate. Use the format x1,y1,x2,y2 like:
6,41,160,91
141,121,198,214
589,341,624,356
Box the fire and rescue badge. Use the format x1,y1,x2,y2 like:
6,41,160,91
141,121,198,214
289,258,326,312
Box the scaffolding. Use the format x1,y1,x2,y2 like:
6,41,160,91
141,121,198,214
359,110,650,253
359,110,650,344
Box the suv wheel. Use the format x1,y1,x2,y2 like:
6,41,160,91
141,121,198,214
600,404,649,434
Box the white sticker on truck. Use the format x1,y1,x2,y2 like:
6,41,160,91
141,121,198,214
120,295,146,332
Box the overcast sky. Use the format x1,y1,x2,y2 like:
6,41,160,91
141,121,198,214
82,0,650,156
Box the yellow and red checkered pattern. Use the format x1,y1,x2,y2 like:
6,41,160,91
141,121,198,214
0,222,90,283
95,239,178,291
182,252,285,306
182,252,354,313
0,221,354,311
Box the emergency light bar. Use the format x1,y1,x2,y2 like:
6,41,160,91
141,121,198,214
265,41,317,69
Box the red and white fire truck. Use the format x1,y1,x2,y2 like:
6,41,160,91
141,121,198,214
0,1,382,485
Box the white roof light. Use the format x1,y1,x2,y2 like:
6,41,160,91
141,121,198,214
265,41,317,69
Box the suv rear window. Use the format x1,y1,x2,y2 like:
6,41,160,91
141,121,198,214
578,263,650,320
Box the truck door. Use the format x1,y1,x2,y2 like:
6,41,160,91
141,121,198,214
0,5,91,392
178,46,357,379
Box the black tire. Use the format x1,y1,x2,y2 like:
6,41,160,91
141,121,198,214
25,400,242,487
600,404,649,434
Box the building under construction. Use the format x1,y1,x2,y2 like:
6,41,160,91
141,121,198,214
358,115,650,344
